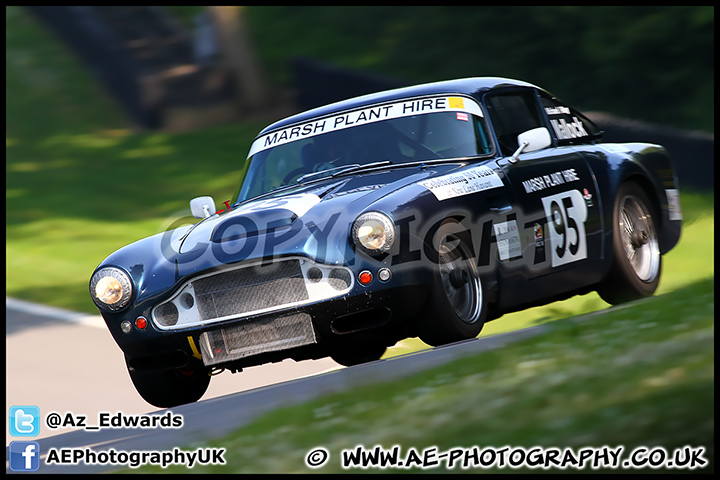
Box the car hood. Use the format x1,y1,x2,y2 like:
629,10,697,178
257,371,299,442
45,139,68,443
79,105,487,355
177,162,466,255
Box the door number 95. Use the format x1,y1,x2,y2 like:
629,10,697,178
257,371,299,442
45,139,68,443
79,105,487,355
541,190,588,267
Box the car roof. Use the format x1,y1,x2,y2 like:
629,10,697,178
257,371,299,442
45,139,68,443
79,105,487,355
257,77,541,135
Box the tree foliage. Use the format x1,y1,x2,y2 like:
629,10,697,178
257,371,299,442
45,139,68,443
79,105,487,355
246,6,713,132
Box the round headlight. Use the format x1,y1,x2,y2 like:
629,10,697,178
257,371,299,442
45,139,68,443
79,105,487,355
90,267,133,311
352,212,395,254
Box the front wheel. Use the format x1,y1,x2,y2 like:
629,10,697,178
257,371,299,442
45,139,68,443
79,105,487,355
126,357,211,408
417,221,486,346
329,342,387,367
597,182,661,305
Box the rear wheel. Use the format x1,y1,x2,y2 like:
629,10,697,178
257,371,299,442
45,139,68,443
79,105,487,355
418,221,486,346
597,182,661,305
126,358,211,408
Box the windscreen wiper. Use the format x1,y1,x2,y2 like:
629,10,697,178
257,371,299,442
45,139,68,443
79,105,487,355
329,160,392,178
296,161,392,183
296,164,361,183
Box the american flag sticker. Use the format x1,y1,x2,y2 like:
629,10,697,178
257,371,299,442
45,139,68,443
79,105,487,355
456,112,469,121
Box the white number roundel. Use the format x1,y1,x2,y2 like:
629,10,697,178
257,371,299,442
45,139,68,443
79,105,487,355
541,190,588,267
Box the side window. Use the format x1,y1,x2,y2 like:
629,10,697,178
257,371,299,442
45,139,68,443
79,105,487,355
540,94,602,145
485,91,544,157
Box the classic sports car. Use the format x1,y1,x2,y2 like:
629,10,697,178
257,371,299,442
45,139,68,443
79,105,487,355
90,77,682,408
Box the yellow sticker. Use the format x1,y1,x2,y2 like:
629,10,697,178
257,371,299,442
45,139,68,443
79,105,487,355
187,336,202,359
448,97,465,109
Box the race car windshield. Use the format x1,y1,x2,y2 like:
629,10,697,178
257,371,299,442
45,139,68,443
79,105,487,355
238,103,493,202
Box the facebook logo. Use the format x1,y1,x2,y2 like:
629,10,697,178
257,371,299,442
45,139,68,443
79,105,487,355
9,405,40,437
9,441,41,471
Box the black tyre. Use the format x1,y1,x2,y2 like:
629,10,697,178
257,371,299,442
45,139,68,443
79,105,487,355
597,181,661,305
417,221,486,346
126,358,211,408
329,342,387,367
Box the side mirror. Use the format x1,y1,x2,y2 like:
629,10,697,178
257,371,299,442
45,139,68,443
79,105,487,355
190,196,216,219
509,127,552,163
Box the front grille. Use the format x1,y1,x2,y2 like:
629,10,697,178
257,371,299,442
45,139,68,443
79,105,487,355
151,257,354,330
193,260,308,321
199,313,316,365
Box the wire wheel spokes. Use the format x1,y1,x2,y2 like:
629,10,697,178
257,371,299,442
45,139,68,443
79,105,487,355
619,195,660,282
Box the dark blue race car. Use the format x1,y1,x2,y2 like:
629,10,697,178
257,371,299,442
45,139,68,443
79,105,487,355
90,77,682,407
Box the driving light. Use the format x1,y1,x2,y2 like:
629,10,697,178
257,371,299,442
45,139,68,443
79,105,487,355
90,267,133,311
377,268,392,282
352,212,395,254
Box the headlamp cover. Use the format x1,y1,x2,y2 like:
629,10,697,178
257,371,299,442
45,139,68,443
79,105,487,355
352,211,395,255
90,267,133,311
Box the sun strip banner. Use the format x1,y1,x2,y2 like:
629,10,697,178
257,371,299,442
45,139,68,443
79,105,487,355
248,96,484,158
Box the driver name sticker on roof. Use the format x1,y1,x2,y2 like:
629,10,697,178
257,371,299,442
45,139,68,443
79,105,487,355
419,164,503,201
248,96,484,158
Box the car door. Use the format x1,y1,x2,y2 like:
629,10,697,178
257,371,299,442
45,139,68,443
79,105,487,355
484,89,604,306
